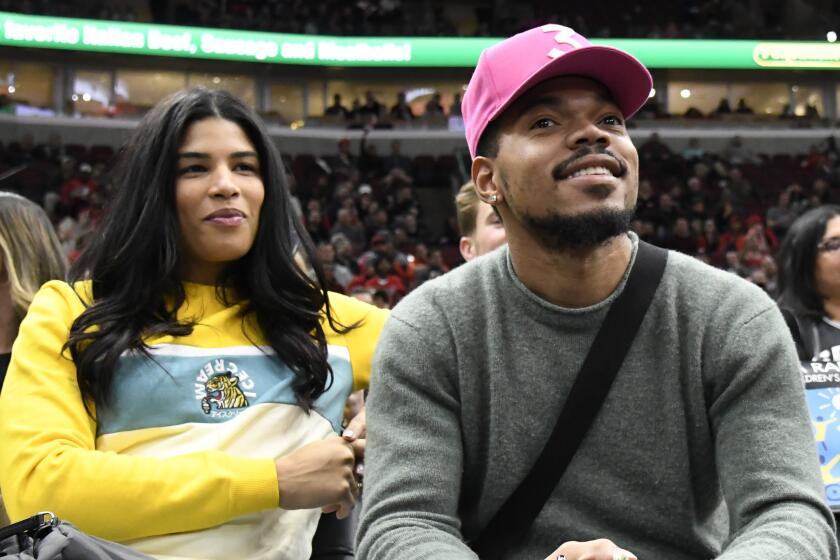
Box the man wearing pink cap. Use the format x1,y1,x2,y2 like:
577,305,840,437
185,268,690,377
358,25,837,560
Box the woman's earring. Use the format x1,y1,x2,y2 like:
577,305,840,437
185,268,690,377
488,194,498,203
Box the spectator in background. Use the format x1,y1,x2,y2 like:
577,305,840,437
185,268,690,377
450,93,462,117
60,161,97,216
330,138,357,178
389,92,415,122
325,93,350,119
723,135,755,165
638,132,672,162
371,290,390,309
317,241,353,289
331,207,367,254
722,167,757,210
697,218,724,266
737,215,778,255
724,249,750,277
328,233,357,273
364,255,405,306
455,181,506,261
651,192,680,241
777,205,840,528
735,98,754,114
758,255,779,297
305,206,331,244
424,92,445,116
681,138,705,160
381,140,412,175
662,217,698,255
713,97,732,115
359,91,383,123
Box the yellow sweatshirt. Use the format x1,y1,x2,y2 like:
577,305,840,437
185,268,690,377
0,280,387,559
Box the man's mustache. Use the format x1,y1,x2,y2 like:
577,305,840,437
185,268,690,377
551,147,628,181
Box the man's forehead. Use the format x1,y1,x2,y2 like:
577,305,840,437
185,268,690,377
512,76,617,113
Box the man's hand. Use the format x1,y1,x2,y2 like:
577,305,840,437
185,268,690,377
543,539,637,560
275,436,364,519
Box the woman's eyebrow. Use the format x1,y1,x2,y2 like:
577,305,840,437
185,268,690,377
177,151,258,159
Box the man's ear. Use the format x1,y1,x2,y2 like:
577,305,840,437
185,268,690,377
472,156,502,205
459,236,476,262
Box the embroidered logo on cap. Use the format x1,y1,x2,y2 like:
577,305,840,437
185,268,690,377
542,24,582,58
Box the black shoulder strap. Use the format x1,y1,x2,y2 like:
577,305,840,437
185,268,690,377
780,307,817,360
472,240,668,558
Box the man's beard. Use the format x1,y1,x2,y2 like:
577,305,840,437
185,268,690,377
522,207,635,252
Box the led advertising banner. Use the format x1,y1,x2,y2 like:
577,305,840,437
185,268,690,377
1,11,839,70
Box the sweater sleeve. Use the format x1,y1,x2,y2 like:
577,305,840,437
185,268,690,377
326,292,389,392
707,303,838,559
0,282,279,541
356,303,478,559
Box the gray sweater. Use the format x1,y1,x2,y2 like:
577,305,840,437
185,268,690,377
357,236,838,559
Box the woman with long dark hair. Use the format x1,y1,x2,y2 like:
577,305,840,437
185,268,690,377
778,204,840,528
0,88,387,559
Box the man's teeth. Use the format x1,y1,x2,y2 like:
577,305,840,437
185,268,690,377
567,166,612,179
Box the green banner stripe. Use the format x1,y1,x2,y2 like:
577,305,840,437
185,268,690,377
1,11,839,69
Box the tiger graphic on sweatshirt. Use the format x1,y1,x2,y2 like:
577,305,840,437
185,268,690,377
201,372,249,414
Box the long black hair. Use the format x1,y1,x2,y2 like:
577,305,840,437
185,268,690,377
777,204,840,318
67,88,350,412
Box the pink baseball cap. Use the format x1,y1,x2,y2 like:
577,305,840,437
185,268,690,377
462,24,653,159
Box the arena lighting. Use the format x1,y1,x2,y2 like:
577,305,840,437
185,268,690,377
4,11,840,69
828,31,838,43
6,85,14,93
680,89,691,98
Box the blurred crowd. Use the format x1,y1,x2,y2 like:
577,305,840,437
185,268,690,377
6,0,839,40
1,128,840,308
317,91,462,130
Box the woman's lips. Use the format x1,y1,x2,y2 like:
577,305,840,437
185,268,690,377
204,209,246,226
206,215,245,226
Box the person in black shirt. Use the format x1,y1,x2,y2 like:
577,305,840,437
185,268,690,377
325,94,350,120
778,205,840,528
389,92,415,122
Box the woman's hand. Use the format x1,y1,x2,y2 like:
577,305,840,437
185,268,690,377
275,436,364,519
543,539,637,560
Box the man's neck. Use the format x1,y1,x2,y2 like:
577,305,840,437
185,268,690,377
508,234,634,308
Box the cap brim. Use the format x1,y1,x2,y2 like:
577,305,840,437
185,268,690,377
489,45,652,126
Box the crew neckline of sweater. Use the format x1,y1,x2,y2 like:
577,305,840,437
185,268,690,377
501,232,640,319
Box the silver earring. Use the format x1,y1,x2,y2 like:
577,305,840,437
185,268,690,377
488,194,498,203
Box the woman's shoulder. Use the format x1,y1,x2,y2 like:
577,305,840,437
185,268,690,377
36,279,93,307
323,291,389,335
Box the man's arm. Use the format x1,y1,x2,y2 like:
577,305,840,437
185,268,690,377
356,305,478,559
708,303,838,559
